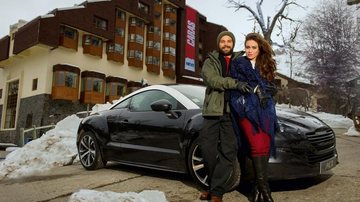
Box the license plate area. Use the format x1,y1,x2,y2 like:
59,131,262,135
320,156,337,174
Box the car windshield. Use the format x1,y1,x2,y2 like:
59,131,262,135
169,85,205,108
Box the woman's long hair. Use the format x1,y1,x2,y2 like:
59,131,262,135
245,33,276,81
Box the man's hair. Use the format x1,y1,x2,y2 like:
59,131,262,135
217,31,236,47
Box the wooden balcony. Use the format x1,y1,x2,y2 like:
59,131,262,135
80,91,105,104
59,36,78,50
51,86,78,101
162,68,175,78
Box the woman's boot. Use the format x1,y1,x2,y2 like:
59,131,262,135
252,156,274,202
250,181,262,202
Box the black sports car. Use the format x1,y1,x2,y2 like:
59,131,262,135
76,84,338,188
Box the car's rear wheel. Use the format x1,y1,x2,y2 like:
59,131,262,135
187,137,240,191
78,131,105,170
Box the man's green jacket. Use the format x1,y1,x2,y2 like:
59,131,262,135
201,51,242,116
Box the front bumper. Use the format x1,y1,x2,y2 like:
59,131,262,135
267,148,338,180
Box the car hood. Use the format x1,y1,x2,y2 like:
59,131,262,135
276,106,329,130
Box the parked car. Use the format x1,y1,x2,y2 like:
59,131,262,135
76,84,338,188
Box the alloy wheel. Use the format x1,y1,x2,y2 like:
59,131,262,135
78,134,96,167
191,144,209,187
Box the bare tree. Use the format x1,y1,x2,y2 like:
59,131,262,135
277,20,302,78
227,0,302,45
301,0,360,113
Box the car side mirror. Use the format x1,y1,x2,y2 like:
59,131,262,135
150,99,179,119
151,99,172,111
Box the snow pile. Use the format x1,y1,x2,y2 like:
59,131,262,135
90,102,113,115
69,189,167,202
306,111,354,129
344,125,360,137
0,115,81,180
278,104,359,136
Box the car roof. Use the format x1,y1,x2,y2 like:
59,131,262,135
110,84,202,110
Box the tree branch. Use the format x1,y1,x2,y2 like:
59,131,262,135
268,0,289,37
227,0,266,33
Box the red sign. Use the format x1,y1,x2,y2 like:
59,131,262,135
185,6,196,72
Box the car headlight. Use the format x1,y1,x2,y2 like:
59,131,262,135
276,120,307,148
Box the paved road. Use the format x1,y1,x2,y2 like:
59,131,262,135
0,129,359,202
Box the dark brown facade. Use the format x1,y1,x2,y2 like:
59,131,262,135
0,36,10,61
11,0,163,55
176,12,227,85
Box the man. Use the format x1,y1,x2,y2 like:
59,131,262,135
199,31,252,202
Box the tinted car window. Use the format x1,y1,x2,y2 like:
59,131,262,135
169,85,205,108
129,90,182,112
113,98,130,109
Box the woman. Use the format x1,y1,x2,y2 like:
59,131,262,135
229,33,277,202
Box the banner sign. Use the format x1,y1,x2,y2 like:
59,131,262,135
185,6,196,72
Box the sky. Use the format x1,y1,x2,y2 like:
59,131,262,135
0,101,359,201
0,0,322,51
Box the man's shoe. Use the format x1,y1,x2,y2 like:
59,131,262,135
211,196,223,202
199,190,211,200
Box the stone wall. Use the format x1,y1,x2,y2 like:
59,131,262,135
0,94,88,144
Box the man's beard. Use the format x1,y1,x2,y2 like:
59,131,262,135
219,46,233,56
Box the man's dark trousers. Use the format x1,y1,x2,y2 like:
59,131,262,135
199,113,238,197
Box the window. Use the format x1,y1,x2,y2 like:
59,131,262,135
0,89,2,99
165,5,176,13
164,18,176,26
147,41,160,50
129,17,144,27
116,9,126,21
164,32,176,41
128,50,143,60
148,26,161,36
82,78,104,93
4,80,19,129
60,26,77,39
129,90,180,112
146,56,160,65
84,35,102,47
25,114,33,128
106,83,126,96
115,27,125,37
32,78,38,91
138,2,149,14
163,61,175,69
93,16,108,30
170,33,176,42
129,34,144,44
163,46,176,56
108,43,124,54
53,71,78,88
113,98,130,109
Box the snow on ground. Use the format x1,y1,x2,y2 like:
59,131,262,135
0,102,358,200
0,115,81,180
69,189,167,202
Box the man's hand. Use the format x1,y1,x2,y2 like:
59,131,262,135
236,82,252,93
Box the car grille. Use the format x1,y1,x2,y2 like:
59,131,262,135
306,128,336,164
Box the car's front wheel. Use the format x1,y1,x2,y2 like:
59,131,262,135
78,131,106,170
187,137,240,191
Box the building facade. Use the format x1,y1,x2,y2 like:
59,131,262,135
0,0,225,143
